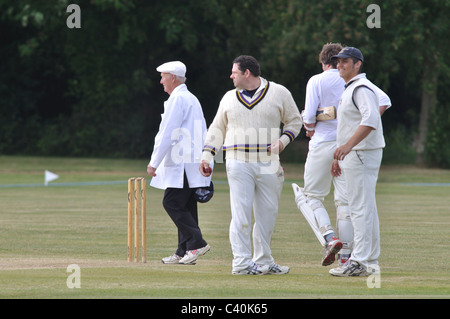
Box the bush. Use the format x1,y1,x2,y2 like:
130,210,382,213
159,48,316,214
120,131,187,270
425,105,450,168
382,125,417,165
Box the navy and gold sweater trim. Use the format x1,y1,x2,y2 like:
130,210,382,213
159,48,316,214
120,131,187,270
236,82,270,110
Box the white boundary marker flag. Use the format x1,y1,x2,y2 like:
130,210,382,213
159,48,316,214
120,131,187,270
45,170,59,186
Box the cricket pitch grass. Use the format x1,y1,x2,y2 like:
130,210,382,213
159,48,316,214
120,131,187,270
0,156,449,299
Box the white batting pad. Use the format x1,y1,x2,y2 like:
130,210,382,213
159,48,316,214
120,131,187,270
292,183,326,247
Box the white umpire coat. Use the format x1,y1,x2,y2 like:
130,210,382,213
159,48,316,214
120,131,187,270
149,84,212,190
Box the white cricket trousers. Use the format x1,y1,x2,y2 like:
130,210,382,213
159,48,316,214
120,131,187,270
304,141,347,204
340,149,382,269
226,159,284,271
303,141,347,236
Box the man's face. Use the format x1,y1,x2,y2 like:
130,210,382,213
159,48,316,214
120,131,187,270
160,73,175,94
230,63,246,89
337,58,361,82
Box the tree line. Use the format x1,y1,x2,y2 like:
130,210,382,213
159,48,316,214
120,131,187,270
0,0,448,167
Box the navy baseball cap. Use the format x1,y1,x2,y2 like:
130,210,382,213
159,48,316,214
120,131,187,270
331,47,364,62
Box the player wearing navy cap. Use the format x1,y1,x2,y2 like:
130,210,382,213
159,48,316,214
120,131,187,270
292,44,391,270
329,47,385,276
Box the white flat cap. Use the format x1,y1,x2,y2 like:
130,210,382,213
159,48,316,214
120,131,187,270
156,61,186,77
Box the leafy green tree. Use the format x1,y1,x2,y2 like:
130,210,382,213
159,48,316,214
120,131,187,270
261,0,449,166
0,0,448,167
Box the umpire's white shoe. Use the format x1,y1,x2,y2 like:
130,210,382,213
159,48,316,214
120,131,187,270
179,244,210,264
268,263,290,275
329,260,369,277
232,262,270,275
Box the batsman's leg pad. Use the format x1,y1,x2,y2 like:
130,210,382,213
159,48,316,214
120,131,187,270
308,198,334,236
292,183,326,247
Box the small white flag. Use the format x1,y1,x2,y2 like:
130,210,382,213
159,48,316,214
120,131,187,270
45,170,59,186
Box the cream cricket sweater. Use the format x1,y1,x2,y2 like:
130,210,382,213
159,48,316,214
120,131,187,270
202,78,302,163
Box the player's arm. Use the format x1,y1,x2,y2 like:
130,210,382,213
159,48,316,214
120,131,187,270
276,88,302,153
303,78,319,138
334,125,374,160
331,159,341,177
373,85,391,116
379,105,388,115
334,86,378,161
200,97,228,176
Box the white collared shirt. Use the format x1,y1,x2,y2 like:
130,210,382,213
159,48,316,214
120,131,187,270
337,74,385,150
303,69,344,148
303,70,391,149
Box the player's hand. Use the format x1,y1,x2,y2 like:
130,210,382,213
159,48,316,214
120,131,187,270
268,140,284,154
147,165,156,177
331,159,341,177
199,160,212,177
304,123,316,139
306,130,315,139
334,144,352,161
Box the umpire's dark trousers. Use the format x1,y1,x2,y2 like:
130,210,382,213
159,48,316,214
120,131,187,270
163,173,208,257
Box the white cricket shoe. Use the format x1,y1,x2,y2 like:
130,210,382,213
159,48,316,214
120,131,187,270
322,237,343,266
268,263,290,275
232,262,270,275
179,244,210,264
337,253,351,266
161,254,182,264
329,260,369,277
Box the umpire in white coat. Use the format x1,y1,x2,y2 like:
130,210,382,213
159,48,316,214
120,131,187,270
147,61,211,265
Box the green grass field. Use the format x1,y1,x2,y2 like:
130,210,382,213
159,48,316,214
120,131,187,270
0,156,449,300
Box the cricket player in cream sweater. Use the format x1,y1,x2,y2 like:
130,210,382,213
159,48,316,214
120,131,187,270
200,55,302,275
